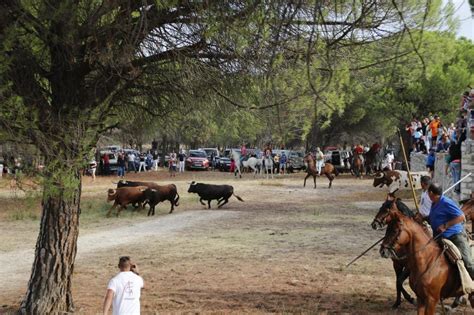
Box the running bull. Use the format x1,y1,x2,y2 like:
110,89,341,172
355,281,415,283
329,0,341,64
373,170,430,195
187,181,244,209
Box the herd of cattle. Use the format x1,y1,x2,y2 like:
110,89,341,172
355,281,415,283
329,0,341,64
105,169,428,217
106,180,244,217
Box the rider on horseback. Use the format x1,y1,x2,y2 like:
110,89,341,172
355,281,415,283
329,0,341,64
428,183,474,305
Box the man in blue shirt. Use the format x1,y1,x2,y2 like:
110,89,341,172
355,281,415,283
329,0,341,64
428,183,474,279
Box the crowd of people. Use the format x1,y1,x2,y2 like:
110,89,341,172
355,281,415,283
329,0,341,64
405,88,474,194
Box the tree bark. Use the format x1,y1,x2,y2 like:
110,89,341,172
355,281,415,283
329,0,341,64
20,170,81,314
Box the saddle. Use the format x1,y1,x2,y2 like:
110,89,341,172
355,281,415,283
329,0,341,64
442,239,474,294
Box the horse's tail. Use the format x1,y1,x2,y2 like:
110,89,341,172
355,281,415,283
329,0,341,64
233,193,244,202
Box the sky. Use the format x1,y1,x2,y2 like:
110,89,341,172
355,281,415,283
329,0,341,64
451,0,474,40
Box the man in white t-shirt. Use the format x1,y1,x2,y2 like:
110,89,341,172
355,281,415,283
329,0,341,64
103,256,144,315
418,176,432,221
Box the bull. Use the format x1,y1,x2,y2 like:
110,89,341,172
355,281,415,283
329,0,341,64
141,184,180,216
114,180,162,208
373,170,429,195
106,186,147,217
187,181,244,209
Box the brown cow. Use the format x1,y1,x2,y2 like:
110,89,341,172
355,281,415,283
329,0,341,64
106,186,147,217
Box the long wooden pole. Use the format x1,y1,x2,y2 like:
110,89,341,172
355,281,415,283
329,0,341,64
346,236,385,268
397,128,420,212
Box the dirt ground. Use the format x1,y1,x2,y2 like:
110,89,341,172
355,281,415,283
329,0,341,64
0,170,473,314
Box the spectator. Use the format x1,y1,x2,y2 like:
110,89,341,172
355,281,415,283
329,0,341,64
103,256,144,315
447,142,462,195
456,111,467,144
240,143,247,165
416,176,432,222
138,153,146,172
279,151,287,175
103,153,110,176
447,122,456,143
429,115,441,148
273,154,280,173
127,152,136,173
382,151,394,171
152,151,159,171
426,148,436,178
117,152,126,178
90,159,97,181
169,151,177,177
177,150,185,173
146,152,153,170
210,151,216,170
435,134,450,152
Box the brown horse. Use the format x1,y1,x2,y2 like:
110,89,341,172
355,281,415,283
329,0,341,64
461,197,474,237
371,196,416,308
303,153,338,188
352,152,364,179
380,208,464,315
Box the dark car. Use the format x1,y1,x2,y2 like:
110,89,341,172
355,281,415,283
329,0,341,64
186,150,210,170
287,150,305,172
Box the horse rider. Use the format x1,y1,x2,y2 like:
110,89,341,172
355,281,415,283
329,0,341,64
428,183,474,306
315,147,324,175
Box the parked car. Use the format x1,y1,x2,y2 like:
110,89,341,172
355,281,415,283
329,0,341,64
287,150,305,172
186,150,210,170
199,148,220,168
98,150,118,174
324,149,351,172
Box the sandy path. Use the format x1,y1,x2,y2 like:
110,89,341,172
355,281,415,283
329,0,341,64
0,210,239,296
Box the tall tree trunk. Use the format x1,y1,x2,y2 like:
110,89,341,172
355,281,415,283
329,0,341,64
20,169,81,314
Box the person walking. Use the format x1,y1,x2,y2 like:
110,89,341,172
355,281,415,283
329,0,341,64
103,256,144,315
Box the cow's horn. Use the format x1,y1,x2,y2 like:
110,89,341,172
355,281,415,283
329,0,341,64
375,172,384,179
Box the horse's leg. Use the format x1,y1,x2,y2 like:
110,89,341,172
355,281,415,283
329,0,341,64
313,174,316,189
304,173,310,187
328,174,334,188
424,297,438,315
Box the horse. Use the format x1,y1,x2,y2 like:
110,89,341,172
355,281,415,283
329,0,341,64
262,154,274,179
371,196,418,308
380,207,465,315
461,197,474,237
303,153,338,188
365,146,384,175
231,150,242,178
242,157,261,177
352,152,364,179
